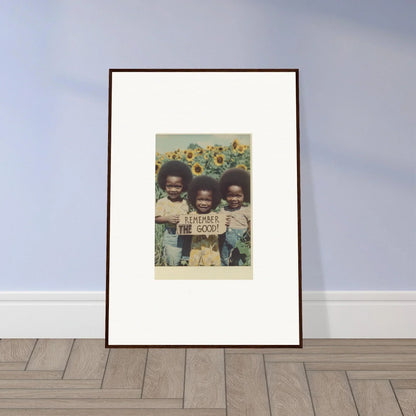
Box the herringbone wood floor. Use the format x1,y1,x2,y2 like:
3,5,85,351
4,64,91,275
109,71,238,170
0,339,415,415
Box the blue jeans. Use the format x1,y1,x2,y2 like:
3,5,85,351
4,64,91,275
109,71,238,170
163,228,191,265
163,228,184,266
220,228,247,266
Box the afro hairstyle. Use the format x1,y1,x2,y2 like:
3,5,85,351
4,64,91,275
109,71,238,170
187,175,221,211
157,160,193,191
219,168,250,202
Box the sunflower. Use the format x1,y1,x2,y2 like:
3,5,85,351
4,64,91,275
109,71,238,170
155,161,162,175
192,162,204,175
236,164,247,171
183,150,187,154
236,144,245,154
214,154,225,166
195,148,203,155
203,153,209,160
232,139,239,150
171,152,180,160
217,146,224,152
166,152,173,159
186,150,195,162
206,145,213,151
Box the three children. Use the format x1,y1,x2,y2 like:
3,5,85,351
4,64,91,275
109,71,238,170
156,161,250,267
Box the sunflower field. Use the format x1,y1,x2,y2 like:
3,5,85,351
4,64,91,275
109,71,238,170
155,138,251,266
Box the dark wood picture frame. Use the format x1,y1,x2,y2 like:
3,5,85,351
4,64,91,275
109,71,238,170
106,69,302,348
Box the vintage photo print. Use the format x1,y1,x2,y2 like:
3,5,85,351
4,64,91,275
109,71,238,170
155,134,252,280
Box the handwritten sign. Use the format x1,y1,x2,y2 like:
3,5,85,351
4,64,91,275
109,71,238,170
176,213,227,235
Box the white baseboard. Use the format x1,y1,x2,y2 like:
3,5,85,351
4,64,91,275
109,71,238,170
0,292,105,339
302,291,416,338
1,291,415,339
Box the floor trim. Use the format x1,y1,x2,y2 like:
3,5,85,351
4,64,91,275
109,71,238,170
1,291,415,338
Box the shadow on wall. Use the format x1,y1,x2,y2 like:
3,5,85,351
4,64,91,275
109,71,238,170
262,0,415,40
299,90,330,337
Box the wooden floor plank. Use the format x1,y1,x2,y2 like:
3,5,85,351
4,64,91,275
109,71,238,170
306,362,416,371
0,398,182,409
226,354,270,416
63,339,109,380
266,362,314,416
394,389,416,416
350,380,403,416
0,389,141,399
142,349,185,399
0,371,62,380
226,348,303,354
2,338,415,415
26,339,73,371
102,349,147,389
348,370,416,379
266,353,416,363
0,379,101,389
304,339,416,346
227,346,416,354
391,379,416,389
0,362,26,370
307,371,358,416
0,340,36,362
184,348,225,409
0,409,226,416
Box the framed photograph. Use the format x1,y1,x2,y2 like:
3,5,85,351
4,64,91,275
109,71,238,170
106,69,302,347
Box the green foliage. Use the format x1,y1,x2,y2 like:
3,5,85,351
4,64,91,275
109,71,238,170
187,143,200,149
234,231,251,266
154,224,165,266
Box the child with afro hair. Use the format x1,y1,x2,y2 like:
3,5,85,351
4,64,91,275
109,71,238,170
187,175,222,266
155,160,193,265
219,168,251,266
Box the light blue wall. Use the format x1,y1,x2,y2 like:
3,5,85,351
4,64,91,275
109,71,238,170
1,0,415,290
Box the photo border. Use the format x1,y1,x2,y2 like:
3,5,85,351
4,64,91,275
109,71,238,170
155,133,253,279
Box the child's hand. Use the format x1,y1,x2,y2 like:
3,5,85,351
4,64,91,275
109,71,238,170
225,215,232,226
166,215,180,224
